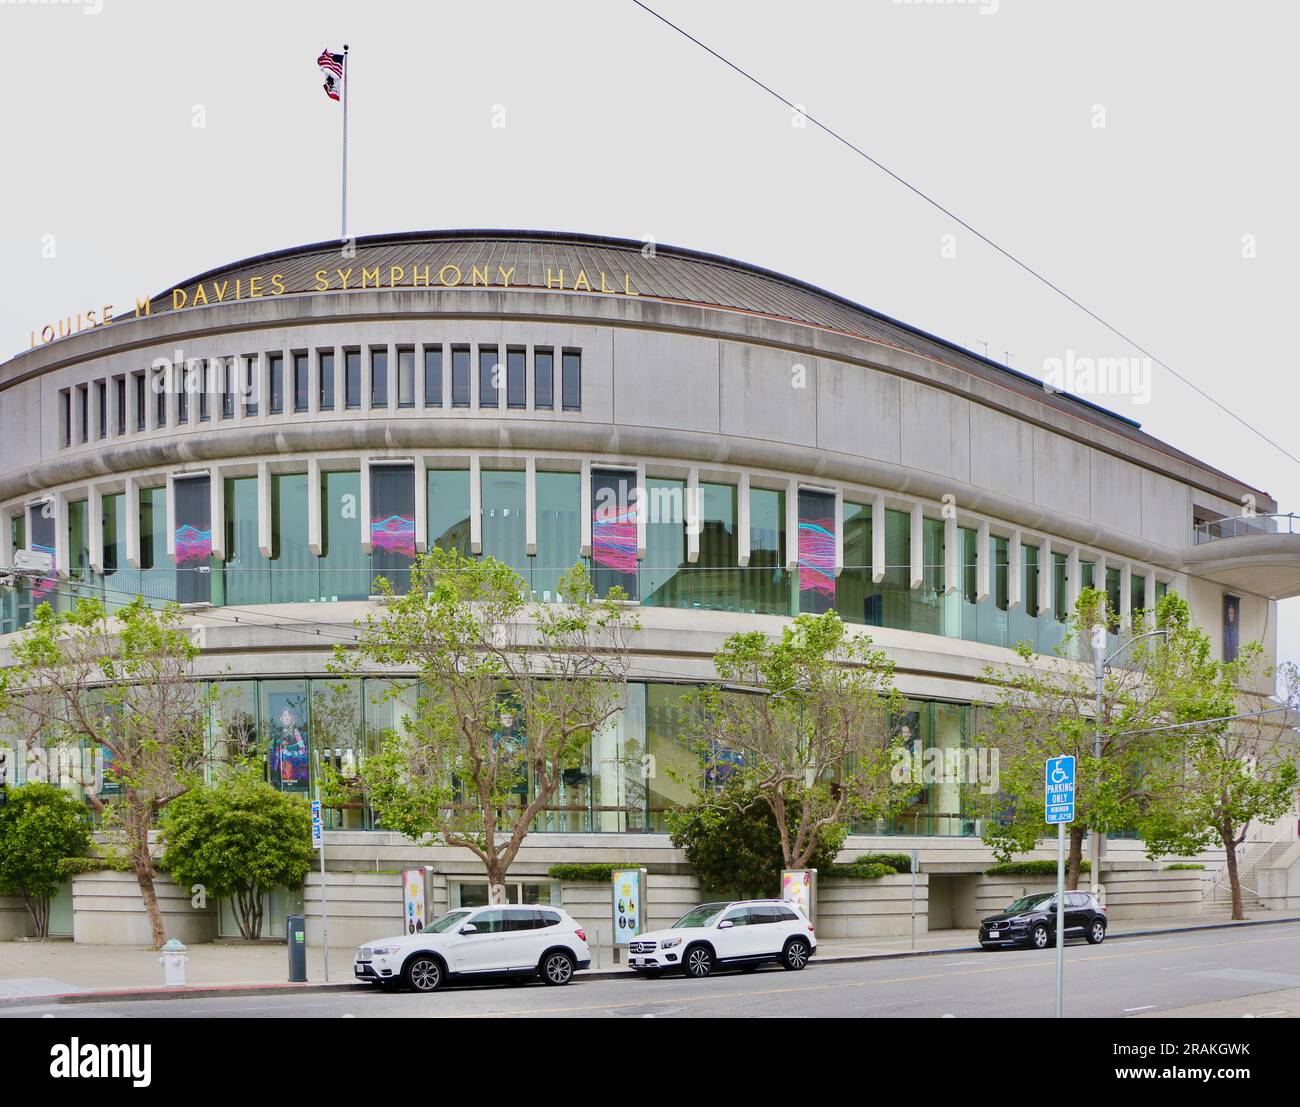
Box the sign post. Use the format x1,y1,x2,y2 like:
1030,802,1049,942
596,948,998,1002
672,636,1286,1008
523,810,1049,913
311,792,329,982
1044,754,1076,1020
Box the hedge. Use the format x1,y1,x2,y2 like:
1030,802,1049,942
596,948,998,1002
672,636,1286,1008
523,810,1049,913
985,860,1091,876
1164,863,1205,871
825,853,914,880
55,855,131,878
547,863,646,883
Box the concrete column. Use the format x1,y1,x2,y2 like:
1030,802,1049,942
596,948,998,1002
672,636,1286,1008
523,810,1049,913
359,458,372,556
414,456,428,554
1007,530,1022,609
834,487,845,577
88,484,104,573
871,494,885,584
1120,562,1132,630
1144,568,1158,625
1067,547,1081,612
635,461,647,560
785,479,799,571
1039,537,1052,614
737,472,751,568
976,520,990,602
257,462,272,559
686,466,700,564
525,457,537,557
307,458,323,557
53,494,68,579
125,477,141,569
210,470,226,562
579,459,592,558
469,455,483,555
165,475,177,559
943,513,957,595
909,502,924,590
0,505,12,568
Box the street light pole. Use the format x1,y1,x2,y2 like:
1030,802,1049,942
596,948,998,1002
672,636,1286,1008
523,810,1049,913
1090,626,1169,897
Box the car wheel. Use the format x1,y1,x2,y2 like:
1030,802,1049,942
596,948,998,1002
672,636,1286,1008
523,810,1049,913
541,950,575,986
1086,919,1106,945
403,955,443,992
683,944,714,979
783,938,811,971
1030,924,1050,950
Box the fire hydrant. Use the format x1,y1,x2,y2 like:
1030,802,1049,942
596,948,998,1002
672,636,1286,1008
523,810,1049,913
159,938,188,986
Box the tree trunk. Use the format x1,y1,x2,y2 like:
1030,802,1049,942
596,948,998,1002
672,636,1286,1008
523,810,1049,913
1222,826,1245,921
134,864,166,949
126,796,166,948
1065,826,1087,891
21,890,51,938
485,857,509,903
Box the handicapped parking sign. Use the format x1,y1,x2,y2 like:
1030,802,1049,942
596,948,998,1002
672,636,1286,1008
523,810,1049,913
1044,755,1075,824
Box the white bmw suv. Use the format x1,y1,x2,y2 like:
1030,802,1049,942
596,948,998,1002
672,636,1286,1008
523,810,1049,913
627,899,816,979
354,904,592,992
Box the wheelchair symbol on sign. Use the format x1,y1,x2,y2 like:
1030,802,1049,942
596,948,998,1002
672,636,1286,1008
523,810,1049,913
1050,764,1068,784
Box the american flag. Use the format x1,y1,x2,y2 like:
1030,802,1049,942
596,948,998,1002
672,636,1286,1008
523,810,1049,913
318,48,345,101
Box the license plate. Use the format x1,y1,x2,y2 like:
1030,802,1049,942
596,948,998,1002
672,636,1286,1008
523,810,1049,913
629,957,640,966
988,931,1000,938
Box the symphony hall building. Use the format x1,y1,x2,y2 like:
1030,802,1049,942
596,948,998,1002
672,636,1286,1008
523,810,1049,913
3,229,1298,934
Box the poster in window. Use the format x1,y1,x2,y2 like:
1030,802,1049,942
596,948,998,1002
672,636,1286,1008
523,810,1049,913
370,464,415,590
173,475,212,604
1223,594,1241,663
797,490,835,614
266,691,309,791
591,469,638,600
27,502,56,600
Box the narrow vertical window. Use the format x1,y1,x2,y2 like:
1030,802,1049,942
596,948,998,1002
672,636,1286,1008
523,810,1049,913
221,359,234,419
423,346,443,407
506,347,526,409
114,377,126,435
397,347,415,408
197,363,210,422
78,384,89,442
451,346,470,407
134,372,147,432
345,349,361,409
154,372,167,428
370,347,389,408
268,353,284,414
244,357,259,416
293,352,309,412
178,367,190,423
59,389,71,447
534,348,554,409
318,350,335,411
478,346,499,408
562,349,581,410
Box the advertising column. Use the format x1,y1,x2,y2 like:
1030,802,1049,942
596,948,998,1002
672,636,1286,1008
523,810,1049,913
612,867,646,962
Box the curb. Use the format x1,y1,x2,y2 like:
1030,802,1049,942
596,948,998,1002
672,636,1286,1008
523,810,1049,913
3,914,1298,1008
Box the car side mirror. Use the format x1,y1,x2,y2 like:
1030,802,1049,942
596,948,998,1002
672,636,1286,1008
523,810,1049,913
459,923,478,935
718,919,734,929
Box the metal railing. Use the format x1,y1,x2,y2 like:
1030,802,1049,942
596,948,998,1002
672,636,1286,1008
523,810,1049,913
1193,513,1300,545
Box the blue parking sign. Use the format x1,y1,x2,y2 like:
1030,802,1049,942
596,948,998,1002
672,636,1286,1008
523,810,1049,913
1044,755,1075,824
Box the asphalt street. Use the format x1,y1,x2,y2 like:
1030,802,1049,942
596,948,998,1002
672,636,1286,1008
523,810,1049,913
4,920,1299,1019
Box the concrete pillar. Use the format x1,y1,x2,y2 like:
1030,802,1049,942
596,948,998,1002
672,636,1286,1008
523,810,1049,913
1120,562,1132,630
909,502,924,590
834,487,845,578
976,519,990,602
414,455,428,554
579,459,592,558
88,484,104,573
871,494,885,584
943,514,958,594
1039,537,1052,614
469,455,483,555
737,472,751,567
359,457,372,556
210,470,226,562
125,477,141,569
635,461,647,560
257,462,272,559
525,456,537,557
686,466,700,564
1067,547,1081,612
785,479,799,571
307,458,323,557
1007,530,1022,609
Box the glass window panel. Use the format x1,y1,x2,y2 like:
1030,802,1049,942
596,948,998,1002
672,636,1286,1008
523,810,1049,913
646,684,701,832
750,487,790,616
639,477,686,608
589,685,646,831
311,678,366,828
481,469,528,575
479,347,499,408
370,464,415,593
320,470,365,601
532,472,579,601
561,351,581,410
370,347,389,408
318,351,335,411
506,348,526,409
423,346,442,407
268,353,284,414
1023,543,1039,618
451,347,470,407
138,486,175,603
397,347,415,408
243,357,258,416
216,476,268,606
591,469,638,600
271,473,313,603
1053,552,1069,622
173,475,212,605
534,348,554,409
293,352,309,412
428,469,471,554
259,679,310,793
835,501,870,625
344,350,361,409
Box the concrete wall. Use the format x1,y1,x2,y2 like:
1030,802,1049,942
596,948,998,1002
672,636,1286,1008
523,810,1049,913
71,870,217,945
1258,841,1300,911
0,894,35,941
951,868,1202,929
817,874,929,938
302,871,406,950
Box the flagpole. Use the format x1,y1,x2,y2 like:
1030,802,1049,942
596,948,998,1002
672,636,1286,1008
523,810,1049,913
341,43,349,240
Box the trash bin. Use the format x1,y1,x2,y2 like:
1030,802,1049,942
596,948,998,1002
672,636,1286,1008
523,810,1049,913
159,938,188,986
287,913,307,982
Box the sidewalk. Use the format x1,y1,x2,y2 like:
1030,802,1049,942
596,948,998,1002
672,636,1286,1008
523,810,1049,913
2,912,1296,1006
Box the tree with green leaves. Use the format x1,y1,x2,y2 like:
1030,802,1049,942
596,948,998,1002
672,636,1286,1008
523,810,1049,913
336,548,638,890
667,782,844,899
0,782,94,936
1140,654,1300,919
688,610,905,870
159,766,313,938
974,589,1235,890
2,598,211,947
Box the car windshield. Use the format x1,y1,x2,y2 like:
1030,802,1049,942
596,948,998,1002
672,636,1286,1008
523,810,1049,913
1003,894,1053,914
672,903,729,928
424,910,472,934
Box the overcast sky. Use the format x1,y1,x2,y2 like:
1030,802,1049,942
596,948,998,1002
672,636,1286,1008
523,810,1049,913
2,0,1297,663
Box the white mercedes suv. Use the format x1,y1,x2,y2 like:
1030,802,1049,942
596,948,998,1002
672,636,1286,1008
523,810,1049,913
627,899,816,978
354,904,592,992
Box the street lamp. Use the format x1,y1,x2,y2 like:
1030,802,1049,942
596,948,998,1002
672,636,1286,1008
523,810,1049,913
1090,625,1169,896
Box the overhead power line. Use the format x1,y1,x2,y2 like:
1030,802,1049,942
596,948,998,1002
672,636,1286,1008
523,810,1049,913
629,0,1300,472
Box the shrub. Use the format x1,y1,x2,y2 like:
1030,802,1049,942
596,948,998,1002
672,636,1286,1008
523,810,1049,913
1164,863,1205,870
985,860,1091,876
825,853,914,880
547,863,644,883
0,783,94,936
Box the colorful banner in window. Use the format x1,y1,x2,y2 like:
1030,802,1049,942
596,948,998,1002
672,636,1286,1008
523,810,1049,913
591,469,638,600
26,503,56,599
173,475,212,604
797,490,835,613
370,464,416,590
266,690,309,790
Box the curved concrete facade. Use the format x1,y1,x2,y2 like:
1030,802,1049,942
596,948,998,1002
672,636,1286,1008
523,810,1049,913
0,230,1287,883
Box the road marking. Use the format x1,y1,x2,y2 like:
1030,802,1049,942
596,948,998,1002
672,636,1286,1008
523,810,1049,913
1123,1005,1157,1012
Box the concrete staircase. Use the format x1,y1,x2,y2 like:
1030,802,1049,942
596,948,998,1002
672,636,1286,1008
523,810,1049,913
1205,839,1291,913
